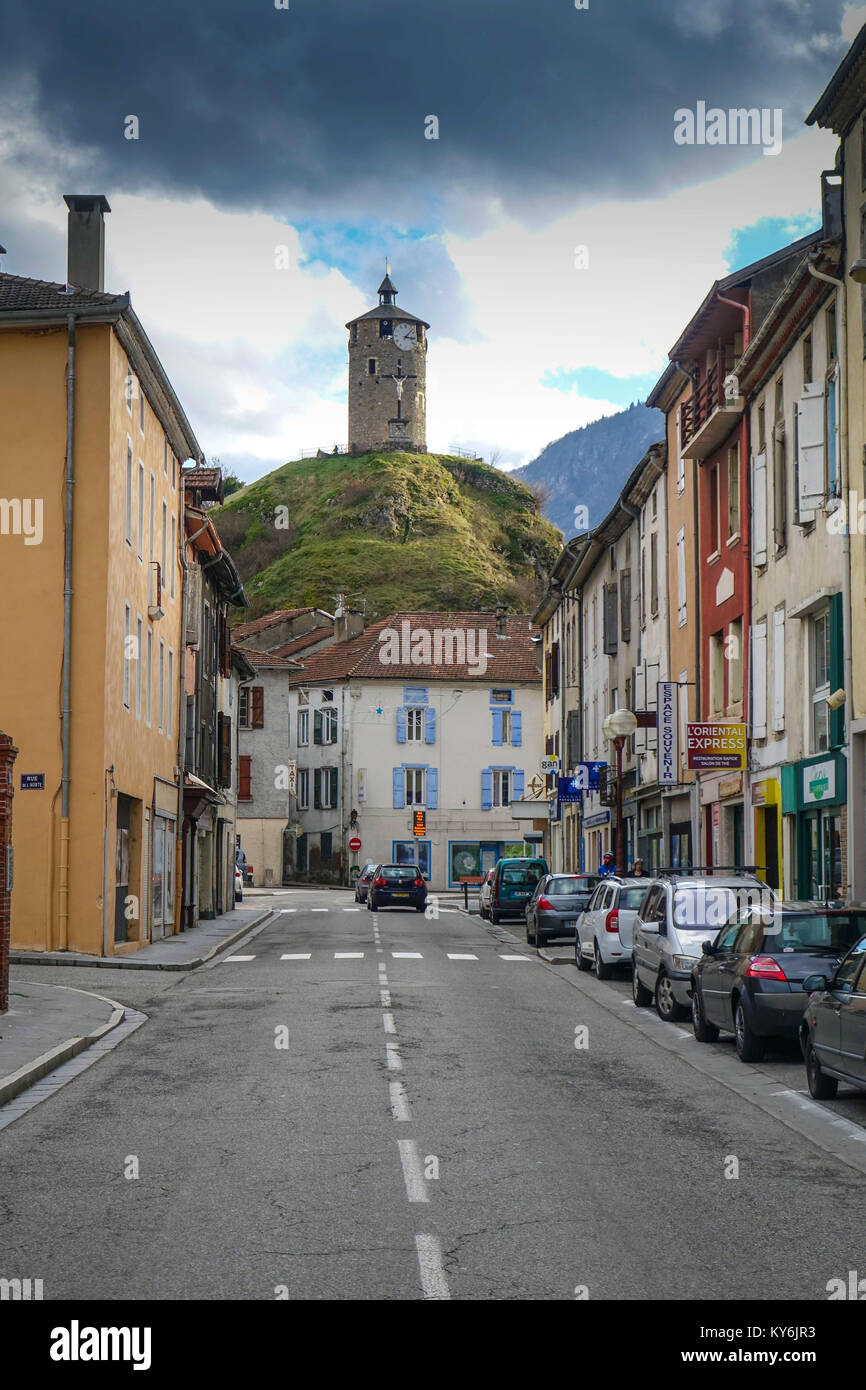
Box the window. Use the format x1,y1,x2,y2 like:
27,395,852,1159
158,639,165,733
651,488,657,520
297,768,310,809
609,544,616,572
146,629,153,726
406,707,425,741
592,596,598,653
676,527,687,625
314,707,338,744
123,604,131,709
136,616,143,718
757,403,766,453
167,649,174,739
405,767,426,806
803,333,813,384
812,609,831,753
161,500,168,575
650,532,658,616
297,708,310,744
298,688,309,705
773,420,787,550
170,515,176,599
490,688,513,703
163,439,169,478
368,358,377,375
827,365,841,500
491,769,511,807
314,767,338,809
753,450,768,564
393,840,431,878
708,464,720,554
251,685,264,728
148,473,155,603
126,367,135,414
752,619,767,739
603,582,618,654
320,832,333,862
238,755,252,801
125,443,134,546
139,388,145,436
772,609,785,733
727,445,740,537
827,303,837,362
620,569,631,641
379,320,392,338
676,406,685,494
709,631,724,715
729,618,743,706
239,687,250,729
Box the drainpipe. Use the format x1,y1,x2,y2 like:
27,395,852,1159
716,294,751,351
675,360,702,861
59,314,76,951
177,488,189,931
807,256,852,896
618,495,640,865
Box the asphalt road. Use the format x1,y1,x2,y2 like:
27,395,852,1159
3,888,866,1301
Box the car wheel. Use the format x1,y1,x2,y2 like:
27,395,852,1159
526,919,535,944
415,903,425,913
632,965,653,1006
490,910,500,925
367,896,374,912
594,941,614,980
734,998,765,1063
805,1039,838,1100
692,984,720,1043
655,971,688,1023
576,939,593,971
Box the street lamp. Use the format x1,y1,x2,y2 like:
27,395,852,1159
602,708,638,875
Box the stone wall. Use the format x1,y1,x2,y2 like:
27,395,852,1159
348,318,427,454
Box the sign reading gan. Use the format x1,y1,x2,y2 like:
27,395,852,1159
686,723,746,771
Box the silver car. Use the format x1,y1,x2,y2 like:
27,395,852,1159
575,876,647,978
632,874,770,1022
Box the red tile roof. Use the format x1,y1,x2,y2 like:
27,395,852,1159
268,626,335,658
241,649,303,669
289,613,541,684
232,607,321,639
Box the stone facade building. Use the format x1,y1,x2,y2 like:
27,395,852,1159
346,269,428,455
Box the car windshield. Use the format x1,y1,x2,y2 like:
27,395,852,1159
619,888,648,910
501,865,544,887
674,886,743,929
383,866,419,880
767,912,866,953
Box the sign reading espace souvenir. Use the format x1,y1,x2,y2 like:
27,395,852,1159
686,723,746,771
657,682,678,786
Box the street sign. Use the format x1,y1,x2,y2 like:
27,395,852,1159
686,723,746,770
557,763,607,802
540,757,559,774
287,759,297,796
527,774,545,798
20,774,44,790
348,835,362,853
657,682,678,785
413,810,426,837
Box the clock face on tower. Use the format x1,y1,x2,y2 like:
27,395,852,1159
393,322,417,350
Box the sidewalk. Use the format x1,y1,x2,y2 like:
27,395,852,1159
8,904,273,972
0,981,124,1107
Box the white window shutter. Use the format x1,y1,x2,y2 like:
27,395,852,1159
772,608,785,732
752,453,768,565
752,620,767,739
797,384,825,515
676,527,687,623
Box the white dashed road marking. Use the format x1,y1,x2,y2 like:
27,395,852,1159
498,954,531,961
281,953,312,960
447,953,478,960
392,951,423,958
389,1080,412,1122
382,1011,396,1034
397,1139,429,1203
415,1234,451,1299
335,952,365,959
224,955,256,962
385,1042,403,1071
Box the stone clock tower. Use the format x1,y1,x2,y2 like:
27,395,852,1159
346,266,429,454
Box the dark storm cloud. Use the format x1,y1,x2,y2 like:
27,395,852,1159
0,0,850,225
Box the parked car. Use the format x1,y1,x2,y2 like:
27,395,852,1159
632,873,770,1022
234,864,243,903
243,863,254,886
367,864,427,912
525,873,600,946
691,903,866,1062
575,876,646,978
488,856,548,924
478,868,496,919
354,862,378,903
800,933,866,1098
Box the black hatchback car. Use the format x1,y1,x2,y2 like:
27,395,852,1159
367,864,427,912
800,933,866,1099
691,903,866,1062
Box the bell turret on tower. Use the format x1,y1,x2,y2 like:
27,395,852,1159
346,264,428,455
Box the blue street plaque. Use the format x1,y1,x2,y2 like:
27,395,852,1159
20,774,45,790
557,762,607,802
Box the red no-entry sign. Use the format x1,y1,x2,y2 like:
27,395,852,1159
348,836,362,853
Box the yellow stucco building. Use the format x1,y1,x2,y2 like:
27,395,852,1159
0,196,201,953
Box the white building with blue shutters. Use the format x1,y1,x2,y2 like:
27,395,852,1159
284,611,544,888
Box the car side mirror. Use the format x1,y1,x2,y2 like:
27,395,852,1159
802,974,830,994
702,940,716,956
640,919,659,934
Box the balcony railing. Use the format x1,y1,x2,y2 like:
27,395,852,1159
680,354,743,460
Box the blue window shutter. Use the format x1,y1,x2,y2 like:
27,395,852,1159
403,686,428,705
511,710,522,746
492,709,503,745
396,706,407,743
481,768,493,811
513,769,525,801
426,766,438,809
393,767,405,809
425,706,436,744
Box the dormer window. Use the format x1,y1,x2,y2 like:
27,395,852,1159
368,358,377,376
379,319,393,338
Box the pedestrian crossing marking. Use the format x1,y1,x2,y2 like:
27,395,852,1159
392,951,423,958
498,954,531,961
281,953,312,960
447,953,478,960
335,951,365,958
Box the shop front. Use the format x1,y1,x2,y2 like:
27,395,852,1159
700,772,745,869
782,753,847,902
751,776,782,891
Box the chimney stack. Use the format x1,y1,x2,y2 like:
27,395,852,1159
62,194,111,291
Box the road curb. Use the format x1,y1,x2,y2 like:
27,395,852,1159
8,910,273,973
0,986,126,1109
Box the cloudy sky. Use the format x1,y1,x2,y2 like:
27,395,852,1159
0,0,860,475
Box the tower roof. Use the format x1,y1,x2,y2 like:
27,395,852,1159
346,266,430,330
378,272,397,298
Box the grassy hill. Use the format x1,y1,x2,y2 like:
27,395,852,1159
212,451,562,622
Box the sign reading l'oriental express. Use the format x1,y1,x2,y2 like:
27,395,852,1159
686,723,746,771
